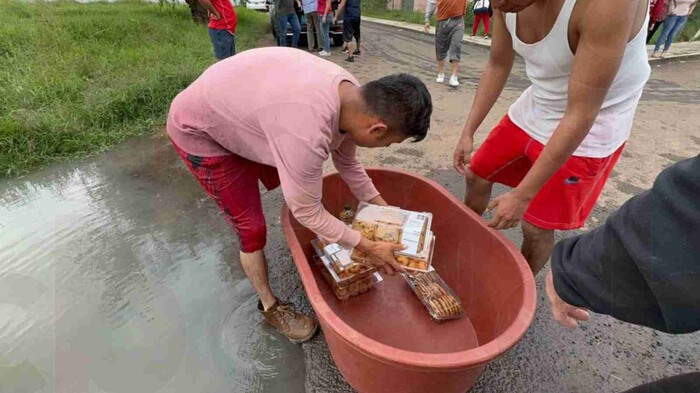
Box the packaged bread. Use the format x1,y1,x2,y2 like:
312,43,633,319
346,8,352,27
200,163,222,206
354,202,433,257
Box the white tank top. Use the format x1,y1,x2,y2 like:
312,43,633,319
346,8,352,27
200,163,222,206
505,0,651,158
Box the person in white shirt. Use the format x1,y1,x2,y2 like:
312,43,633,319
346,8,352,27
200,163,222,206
651,0,697,57
302,0,322,51
452,0,651,275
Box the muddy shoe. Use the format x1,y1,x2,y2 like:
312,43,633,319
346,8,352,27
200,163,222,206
259,301,319,343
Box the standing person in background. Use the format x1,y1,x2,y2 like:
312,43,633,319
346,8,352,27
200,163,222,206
424,0,468,87
303,0,322,52
471,0,492,39
198,0,238,60
646,0,667,44
652,0,697,57
318,0,333,56
275,0,302,48
334,0,362,62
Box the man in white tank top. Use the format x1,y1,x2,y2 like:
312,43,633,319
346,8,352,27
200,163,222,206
451,0,651,274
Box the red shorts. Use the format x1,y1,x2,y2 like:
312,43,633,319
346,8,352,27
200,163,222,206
171,140,280,253
470,115,624,230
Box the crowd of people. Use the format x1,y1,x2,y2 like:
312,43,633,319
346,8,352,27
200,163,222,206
198,0,696,63
181,0,698,390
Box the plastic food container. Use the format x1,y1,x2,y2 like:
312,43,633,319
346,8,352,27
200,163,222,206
354,202,433,257
314,254,383,300
403,269,465,321
311,239,376,283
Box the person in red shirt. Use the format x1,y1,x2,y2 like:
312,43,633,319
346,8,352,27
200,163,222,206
199,0,238,60
647,0,667,44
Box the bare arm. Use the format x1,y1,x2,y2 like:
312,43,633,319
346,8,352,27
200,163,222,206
453,10,515,174
334,0,347,23
198,0,220,19
487,0,641,229
323,0,332,18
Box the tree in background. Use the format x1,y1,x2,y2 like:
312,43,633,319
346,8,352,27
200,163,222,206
185,0,210,23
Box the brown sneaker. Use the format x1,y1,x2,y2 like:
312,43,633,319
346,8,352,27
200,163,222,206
258,300,319,343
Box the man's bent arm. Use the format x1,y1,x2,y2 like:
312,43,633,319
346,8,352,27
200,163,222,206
198,0,220,18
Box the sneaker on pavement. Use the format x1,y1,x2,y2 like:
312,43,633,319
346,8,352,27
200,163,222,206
259,300,319,344
341,47,350,54
660,51,667,58
651,51,659,58
353,49,361,55
345,55,355,62
449,75,459,87
436,73,445,83
318,50,331,57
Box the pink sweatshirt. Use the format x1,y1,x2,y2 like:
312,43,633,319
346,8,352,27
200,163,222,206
166,47,379,247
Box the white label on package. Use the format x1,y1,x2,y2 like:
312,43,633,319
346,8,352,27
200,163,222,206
333,249,354,268
401,212,428,255
323,243,342,256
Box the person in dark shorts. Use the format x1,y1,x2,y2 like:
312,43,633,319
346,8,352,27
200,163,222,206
198,0,238,60
335,0,361,62
424,0,467,86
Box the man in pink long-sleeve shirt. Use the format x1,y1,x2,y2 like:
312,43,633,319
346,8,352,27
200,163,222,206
167,47,433,343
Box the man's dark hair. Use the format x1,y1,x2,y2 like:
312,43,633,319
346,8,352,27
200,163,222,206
361,74,432,142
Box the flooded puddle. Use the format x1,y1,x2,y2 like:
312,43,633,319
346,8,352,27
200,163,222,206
0,134,305,393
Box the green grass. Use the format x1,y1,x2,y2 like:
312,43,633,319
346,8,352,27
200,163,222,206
0,1,269,177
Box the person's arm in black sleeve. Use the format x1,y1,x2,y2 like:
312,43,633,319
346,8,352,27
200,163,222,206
548,155,700,334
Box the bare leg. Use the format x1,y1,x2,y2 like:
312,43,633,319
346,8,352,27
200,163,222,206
451,60,459,78
239,249,277,310
464,169,493,215
521,221,555,275
437,59,445,74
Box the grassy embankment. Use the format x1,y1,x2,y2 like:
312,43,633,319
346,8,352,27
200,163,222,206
0,1,269,177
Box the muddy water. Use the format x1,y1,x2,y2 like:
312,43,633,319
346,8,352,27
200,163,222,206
0,134,305,393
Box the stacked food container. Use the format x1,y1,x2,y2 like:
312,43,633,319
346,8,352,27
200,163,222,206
310,203,465,321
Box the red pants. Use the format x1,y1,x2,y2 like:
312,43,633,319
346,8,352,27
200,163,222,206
171,140,280,253
470,116,624,230
472,13,490,36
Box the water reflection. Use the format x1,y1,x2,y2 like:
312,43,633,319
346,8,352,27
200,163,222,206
0,134,305,393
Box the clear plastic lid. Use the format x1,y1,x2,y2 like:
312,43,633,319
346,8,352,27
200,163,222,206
403,270,465,321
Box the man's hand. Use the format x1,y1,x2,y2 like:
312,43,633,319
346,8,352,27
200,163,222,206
546,271,590,329
453,134,474,175
487,190,530,230
424,22,430,33
367,195,389,206
357,237,406,275
333,16,339,24
209,10,221,20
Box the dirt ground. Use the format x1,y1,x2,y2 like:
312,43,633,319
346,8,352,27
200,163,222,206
0,22,698,393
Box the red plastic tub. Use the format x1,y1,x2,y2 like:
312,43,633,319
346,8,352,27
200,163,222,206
281,168,536,393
